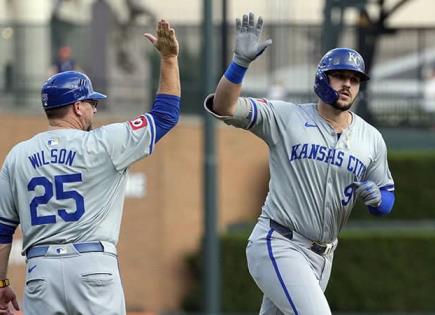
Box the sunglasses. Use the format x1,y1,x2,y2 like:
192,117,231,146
84,99,99,108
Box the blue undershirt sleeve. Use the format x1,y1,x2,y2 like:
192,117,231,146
367,189,395,216
149,94,181,143
0,223,16,244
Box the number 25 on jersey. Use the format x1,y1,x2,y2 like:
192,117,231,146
27,173,85,225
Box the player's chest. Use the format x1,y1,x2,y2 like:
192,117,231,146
279,124,375,179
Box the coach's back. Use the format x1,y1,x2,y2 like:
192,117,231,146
3,121,153,253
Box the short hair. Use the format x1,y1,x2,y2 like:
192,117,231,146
44,104,72,120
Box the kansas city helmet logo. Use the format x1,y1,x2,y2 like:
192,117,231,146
41,93,48,106
348,52,363,68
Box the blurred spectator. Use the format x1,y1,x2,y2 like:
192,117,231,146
423,68,435,113
48,46,82,76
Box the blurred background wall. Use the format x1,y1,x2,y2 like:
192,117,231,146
1,0,435,314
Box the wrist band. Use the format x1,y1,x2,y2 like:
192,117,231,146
0,279,10,288
224,62,248,84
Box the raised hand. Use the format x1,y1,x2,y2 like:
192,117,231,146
233,12,272,68
144,19,179,58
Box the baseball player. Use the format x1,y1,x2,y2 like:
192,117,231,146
204,13,395,315
0,19,180,315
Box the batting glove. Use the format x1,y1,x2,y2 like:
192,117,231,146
353,181,381,207
233,12,272,68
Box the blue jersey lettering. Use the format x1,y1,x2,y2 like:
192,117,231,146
28,149,77,169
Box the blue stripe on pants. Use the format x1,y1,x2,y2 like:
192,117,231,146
266,229,299,315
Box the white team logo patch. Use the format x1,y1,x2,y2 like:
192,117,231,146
128,115,148,130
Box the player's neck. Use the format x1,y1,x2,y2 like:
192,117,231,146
316,103,352,133
48,119,83,131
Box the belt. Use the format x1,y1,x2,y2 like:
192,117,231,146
26,242,108,259
269,219,335,256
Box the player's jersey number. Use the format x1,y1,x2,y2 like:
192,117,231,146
27,173,85,225
341,184,355,206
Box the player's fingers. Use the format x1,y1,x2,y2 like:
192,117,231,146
362,184,376,197
248,12,255,30
0,303,13,315
156,19,162,30
260,39,273,49
360,190,373,200
255,16,264,37
11,297,19,311
144,33,157,45
354,186,366,197
370,193,379,202
256,39,272,58
364,191,374,200
236,18,241,32
157,20,165,37
241,14,248,32
161,19,169,31
169,28,176,39
358,191,368,200
365,193,380,206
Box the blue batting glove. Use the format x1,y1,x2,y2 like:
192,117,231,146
353,181,381,207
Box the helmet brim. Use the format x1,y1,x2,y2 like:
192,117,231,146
356,72,370,81
88,91,107,100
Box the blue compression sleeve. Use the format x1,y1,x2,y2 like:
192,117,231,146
368,189,395,216
0,223,16,243
224,62,248,84
150,94,180,143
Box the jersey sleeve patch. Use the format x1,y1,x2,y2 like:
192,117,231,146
256,98,269,105
128,115,148,130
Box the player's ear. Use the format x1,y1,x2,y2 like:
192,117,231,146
72,101,83,116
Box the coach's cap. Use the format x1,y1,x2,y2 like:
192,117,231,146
41,71,106,109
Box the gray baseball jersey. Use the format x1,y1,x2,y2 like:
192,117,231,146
0,114,155,314
0,114,155,252
205,94,394,315
205,95,394,242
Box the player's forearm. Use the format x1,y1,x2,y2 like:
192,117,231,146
368,189,395,216
213,75,242,116
0,244,12,279
157,56,180,97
